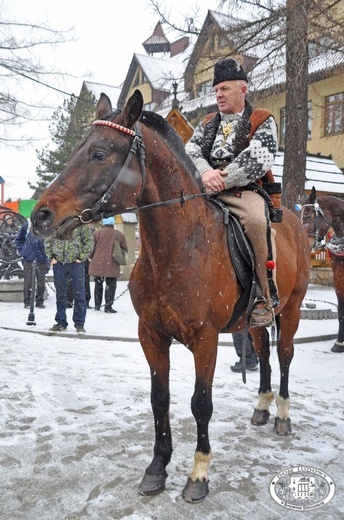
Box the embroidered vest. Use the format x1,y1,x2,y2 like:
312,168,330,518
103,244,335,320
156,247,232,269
201,109,281,211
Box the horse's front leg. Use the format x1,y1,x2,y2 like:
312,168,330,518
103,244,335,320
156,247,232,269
250,327,274,426
182,335,217,503
138,325,172,496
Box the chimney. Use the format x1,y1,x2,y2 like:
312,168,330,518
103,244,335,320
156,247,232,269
170,36,190,58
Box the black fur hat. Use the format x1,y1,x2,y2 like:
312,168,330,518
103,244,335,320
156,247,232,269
213,58,248,86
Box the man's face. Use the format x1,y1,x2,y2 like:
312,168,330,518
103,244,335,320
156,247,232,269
214,80,247,114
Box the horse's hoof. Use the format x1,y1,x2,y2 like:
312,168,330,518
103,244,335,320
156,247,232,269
274,417,292,435
182,477,209,503
138,472,167,496
251,408,270,426
331,342,344,353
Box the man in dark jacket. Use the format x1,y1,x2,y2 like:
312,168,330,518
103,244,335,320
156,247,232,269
15,221,49,309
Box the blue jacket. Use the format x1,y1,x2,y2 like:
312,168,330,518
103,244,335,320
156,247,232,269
15,222,48,263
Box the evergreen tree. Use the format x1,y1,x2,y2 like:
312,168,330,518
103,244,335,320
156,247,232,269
30,88,95,198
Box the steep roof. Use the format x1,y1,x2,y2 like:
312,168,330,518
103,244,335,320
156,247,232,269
184,10,239,85
117,43,192,109
143,22,170,55
83,81,122,107
273,151,344,195
251,49,344,92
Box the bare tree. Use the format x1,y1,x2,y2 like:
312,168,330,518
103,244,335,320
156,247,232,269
0,16,75,147
148,0,344,210
283,0,310,209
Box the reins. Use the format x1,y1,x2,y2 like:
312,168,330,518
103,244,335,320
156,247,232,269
77,119,207,223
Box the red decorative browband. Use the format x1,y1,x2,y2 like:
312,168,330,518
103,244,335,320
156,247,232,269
93,120,135,136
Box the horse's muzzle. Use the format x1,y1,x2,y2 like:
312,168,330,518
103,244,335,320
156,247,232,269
31,207,56,237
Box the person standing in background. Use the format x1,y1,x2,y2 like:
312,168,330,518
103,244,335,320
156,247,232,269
89,217,128,313
45,226,94,333
230,331,259,372
15,220,49,309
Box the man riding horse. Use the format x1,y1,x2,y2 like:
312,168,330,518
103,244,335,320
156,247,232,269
185,57,279,327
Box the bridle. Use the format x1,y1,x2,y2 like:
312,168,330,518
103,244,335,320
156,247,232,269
301,201,331,248
78,120,146,223
77,119,207,224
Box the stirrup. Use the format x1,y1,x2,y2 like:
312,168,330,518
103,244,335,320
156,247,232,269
250,298,274,328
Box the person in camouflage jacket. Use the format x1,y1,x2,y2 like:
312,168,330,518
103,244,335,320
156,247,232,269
45,226,94,333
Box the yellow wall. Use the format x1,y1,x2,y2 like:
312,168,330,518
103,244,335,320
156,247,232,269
125,68,152,106
251,73,344,169
308,76,344,168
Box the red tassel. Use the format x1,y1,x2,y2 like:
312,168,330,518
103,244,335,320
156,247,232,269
266,260,276,270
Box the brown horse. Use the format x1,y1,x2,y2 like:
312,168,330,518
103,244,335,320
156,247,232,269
302,186,344,353
31,90,310,503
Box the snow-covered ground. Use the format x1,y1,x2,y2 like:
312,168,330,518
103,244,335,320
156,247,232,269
0,282,343,520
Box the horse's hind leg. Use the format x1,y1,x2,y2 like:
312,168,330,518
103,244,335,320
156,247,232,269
331,285,344,353
138,326,172,496
182,335,217,503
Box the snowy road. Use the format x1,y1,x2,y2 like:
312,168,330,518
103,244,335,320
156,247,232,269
0,283,343,519
1,335,343,519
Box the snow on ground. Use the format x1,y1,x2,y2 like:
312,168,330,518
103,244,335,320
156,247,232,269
0,282,343,520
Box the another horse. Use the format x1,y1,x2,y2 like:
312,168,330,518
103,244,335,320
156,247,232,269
302,186,344,353
31,90,310,502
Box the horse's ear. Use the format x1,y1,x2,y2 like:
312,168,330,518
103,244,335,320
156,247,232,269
96,93,113,120
123,89,143,129
310,186,317,203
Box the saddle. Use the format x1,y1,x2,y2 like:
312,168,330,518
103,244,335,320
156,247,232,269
210,198,259,332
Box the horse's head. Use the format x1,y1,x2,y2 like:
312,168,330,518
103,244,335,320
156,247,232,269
31,90,145,238
301,186,332,250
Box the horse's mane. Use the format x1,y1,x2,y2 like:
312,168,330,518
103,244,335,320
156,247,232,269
139,110,202,189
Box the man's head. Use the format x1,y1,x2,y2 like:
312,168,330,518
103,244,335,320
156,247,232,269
213,58,248,115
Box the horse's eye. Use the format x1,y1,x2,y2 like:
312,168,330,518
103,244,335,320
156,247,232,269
91,150,108,162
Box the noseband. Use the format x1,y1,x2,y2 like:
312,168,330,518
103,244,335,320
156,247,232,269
301,201,331,248
78,120,146,223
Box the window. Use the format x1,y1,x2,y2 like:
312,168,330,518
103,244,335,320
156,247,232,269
197,81,212,97
279,102,312,147
133,71,140,87
324,92,344,136
144,101,156,111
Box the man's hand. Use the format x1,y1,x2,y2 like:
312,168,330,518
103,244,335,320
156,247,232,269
201,169,227,194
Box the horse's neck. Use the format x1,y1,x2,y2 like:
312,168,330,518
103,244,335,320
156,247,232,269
139,165,208,252
142,147,203,226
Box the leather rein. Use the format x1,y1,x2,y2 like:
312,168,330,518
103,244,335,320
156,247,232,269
77,119,206,224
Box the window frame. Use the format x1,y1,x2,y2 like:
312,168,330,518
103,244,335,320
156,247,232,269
324,92,344,136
